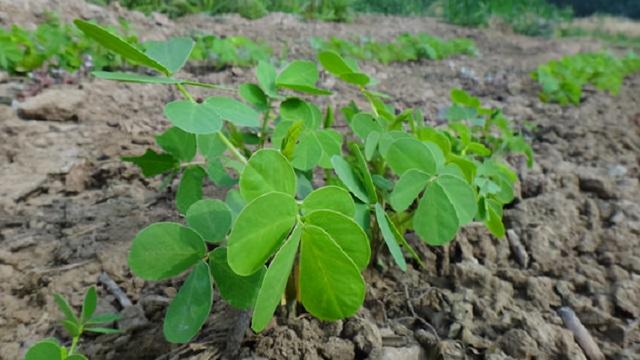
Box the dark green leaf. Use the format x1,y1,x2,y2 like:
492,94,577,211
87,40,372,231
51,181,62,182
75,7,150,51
122,149,178,177
24,340,63,360
53,293,78,324
209,247,265,309
239,83,269,111
156,127,197,162
186,199,232,243
81,287,97,323
176,166,206,214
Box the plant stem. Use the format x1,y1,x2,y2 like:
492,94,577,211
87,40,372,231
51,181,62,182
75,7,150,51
69,335,79,355
259,105,272,148
180,160,207,168
176,83,195,103
218,132,248,165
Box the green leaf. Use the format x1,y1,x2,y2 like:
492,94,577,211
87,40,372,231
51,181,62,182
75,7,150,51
164,260,213,344
280,98,319,129
485,199,505,237
276,60,331,95
301,186,355,217
437,175,477,225
128,222,206,280
53,293,77,324
74,20,170,75
206,157,236,187
291,131,322,171
225,189,245,219
385,137,437,176
447,154,476,182
176,166,206,214
156,127,196,162
365,131,380,161
390,169,431,212
87,313,120,325
204,97,261,127
81,287,97,323
252,226,301,332
318,50,369,86
186,199,232,243
350,143,378,203
164,100,223,135
209,247,265,309
256,60,279,98
413,181,458,246
378,131,411,157
144,37,194,74
227,192,297,276
466,142,491,157
122,149,178,177
350,113,382,140
197,133,226,159
305,210,370,270
299,225,365,321
62,320,80,337
239,149,296,202
92,71,183,84
239,83,269,111
416,128,451,156
84,327,120,334
316,129,342,168
24,340,63,360
330,156,368,203
374,204,407,271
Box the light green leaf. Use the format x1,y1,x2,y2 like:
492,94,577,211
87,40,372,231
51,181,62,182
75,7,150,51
276,60,331,95
291,131,322,171
299,225,365,321
374,204,407,271
204,97,261,127
186,199,232,243
144,37,194,74
330,156,368,203
84,327,120,334
416,128,451,156
437,175,477,225
239,83,269,111
385,137,437,176
256,60,279,98
122,149,178,177
413,181,459,246
24,340,63,360
280,98,318,129
305,210,370,271
252,226,301,332
316,129,342,169
378,131,411,157
164,260,213,343
227,192,297,276
176,166,205,214
318,50,369,86
197,133,226,159
81,287,97,323
74,20,169,75
53,294,77,324
390,169,431,212
209,247,265,309
206,157,236,187
365,131,380,161
128,222,206,280
350,143,378,204
301,186,355,217
466,142,491,157
92,71,183,84
156,127,196,162
62,320,80,337
239,149,296,202
164,100,223,135
225,189,244,219
350,113,382,140
485,199,505,237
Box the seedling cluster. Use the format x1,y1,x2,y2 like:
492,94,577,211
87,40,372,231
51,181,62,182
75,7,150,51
24,288,119,360
532,51,640,105
310,33,477,64
68,19,532,345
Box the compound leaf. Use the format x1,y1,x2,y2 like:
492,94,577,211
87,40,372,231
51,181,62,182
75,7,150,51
164,260,213,343
227,192,297,276
299,225,365,321
252,226,301,332
209,247,265,309
239,149,296,202
129,222,206,280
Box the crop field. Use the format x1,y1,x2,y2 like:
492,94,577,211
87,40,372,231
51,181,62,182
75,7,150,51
0,0,639,359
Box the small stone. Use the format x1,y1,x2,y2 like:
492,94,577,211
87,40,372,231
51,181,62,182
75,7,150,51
318,337,355,360
118,305,149,332
381,345,425,360
614,279,640,317
17,88,85,122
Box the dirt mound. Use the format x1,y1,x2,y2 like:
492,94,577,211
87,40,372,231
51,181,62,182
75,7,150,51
0,1,639,359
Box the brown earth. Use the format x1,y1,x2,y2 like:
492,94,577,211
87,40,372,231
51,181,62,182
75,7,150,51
1,1,639,359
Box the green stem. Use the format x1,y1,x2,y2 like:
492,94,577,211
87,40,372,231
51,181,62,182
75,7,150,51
69,335,79,355
218,132,248,165
176,83,195,103
259,105,272,148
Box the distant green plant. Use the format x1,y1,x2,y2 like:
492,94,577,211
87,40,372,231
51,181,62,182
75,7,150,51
76,19,531,346
351,0,435,16
532,51,640,105
556,26,640,49
310,33,477,64
436,0,572,36
189,34,272,69
24,287,119,360
0,16,135,74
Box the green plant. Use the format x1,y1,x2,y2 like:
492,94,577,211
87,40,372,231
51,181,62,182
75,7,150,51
189,34,272,69
532,51,640,105
310,33,477,65
76,19,531,344
24,287,119,360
